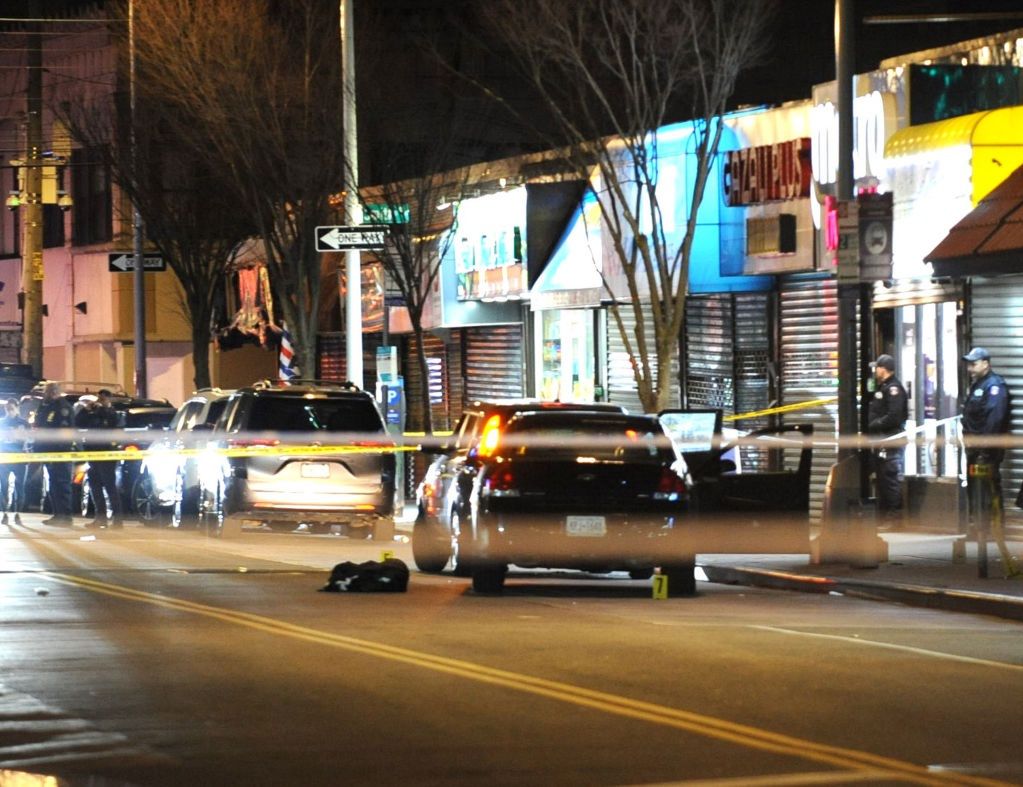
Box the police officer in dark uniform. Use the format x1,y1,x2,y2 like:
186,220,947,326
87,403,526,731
35,382,76,526
961,347,1011,507
866,354,908,525
75,389,124,529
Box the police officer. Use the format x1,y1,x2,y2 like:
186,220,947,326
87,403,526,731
0,398,28,525
961,347,1011,506
866,354,908,526
75,389,124,529
35,382,76,526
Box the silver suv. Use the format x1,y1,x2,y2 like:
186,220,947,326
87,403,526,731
195,380,396,539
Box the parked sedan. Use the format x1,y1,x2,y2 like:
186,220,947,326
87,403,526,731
454,409,694,595
413,399,627,575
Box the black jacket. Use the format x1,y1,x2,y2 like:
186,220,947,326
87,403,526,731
34,397,76,453
866,374,908,437
962,371,1011,463
75,403,121,451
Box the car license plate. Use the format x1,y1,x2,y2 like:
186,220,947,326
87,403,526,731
565,515,606,537
300,462,330,479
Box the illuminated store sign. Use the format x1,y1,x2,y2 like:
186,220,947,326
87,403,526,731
723,138,811,206
811,90,896,187
453,189,528,301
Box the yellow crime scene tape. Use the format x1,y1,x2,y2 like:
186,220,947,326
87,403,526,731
2,396,839,465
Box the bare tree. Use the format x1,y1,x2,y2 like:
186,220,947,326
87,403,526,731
57,93,252,390
125,0,346,374
355,157,474,435
477,0,774,412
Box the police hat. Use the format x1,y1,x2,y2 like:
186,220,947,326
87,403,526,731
873,354,895,371
962,347,990,362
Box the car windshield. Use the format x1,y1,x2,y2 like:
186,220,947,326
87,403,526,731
247,396,383,432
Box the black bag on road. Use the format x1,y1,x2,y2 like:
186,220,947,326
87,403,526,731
320,558,410,593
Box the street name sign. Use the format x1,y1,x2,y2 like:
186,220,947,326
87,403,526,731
108,253,166,272
315,225,388,252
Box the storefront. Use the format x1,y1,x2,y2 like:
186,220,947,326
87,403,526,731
926,161,1023,523
882,106,1023,492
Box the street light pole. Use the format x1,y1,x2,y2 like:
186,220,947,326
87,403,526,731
341,0,363,387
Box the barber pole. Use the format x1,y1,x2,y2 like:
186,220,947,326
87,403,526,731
279,324,300,381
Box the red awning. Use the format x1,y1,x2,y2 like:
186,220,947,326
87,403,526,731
925,163,1023,278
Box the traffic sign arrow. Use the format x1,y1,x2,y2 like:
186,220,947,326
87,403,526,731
315,225,388,252
108,253,166,272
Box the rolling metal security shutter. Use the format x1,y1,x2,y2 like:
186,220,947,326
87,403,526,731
464,325,525,401
779,275,839,522
685,293,772,470
969,276,1023,526
402,332,451,433
316,331,380,391
606,303,681,414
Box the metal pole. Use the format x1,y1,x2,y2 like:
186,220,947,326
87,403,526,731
21,1,44,378
341,0,363,387
130,0,147,397
836,0,857,453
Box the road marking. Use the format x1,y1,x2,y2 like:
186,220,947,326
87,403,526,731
629,769,901,785
753,626,1023,674
42,572,1012,787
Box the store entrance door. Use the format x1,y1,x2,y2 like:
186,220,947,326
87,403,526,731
873,300,960,478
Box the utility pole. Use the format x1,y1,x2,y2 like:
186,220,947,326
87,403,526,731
20,2,44,379
129,0,147,397
341,0,363,386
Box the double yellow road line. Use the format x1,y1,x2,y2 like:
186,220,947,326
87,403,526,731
42,571,1008,786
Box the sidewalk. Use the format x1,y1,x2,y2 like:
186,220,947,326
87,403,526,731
699,532,1023,622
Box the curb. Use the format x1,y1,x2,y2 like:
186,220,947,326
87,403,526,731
700,565,1023,623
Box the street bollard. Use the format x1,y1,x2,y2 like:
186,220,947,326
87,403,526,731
967,463,990,579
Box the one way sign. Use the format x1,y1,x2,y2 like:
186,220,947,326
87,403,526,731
315,225,388,252
108,253,166,272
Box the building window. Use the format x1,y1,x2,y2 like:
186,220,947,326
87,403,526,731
71,146,112,245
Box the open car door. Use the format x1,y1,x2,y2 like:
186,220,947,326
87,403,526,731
660,409,813,554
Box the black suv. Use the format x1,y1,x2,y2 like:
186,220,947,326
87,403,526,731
413,399,626,574
196,380,396,538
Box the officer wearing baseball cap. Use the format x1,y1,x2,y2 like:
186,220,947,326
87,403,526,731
961,347,1011,505
866,353,908,526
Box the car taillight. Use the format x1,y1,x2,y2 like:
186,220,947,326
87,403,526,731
655,467,687,500
477,414,502,457
484,467,519,497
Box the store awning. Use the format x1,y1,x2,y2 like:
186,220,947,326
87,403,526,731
925,162,1023,278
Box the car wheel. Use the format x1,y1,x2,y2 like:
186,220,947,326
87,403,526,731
471,564,506,594
660,555,696,597
411,512,449,573
628,568,654,581
170,471,200,529
132,473,169,527
449,508,472,577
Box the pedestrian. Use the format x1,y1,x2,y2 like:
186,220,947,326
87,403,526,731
0,398,28,525
866,354,908,527
74,389,124,528
961,347,1011,510
34,382,76,526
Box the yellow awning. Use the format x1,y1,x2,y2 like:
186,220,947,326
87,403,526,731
884,106,1023,203
884,106,1023,159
